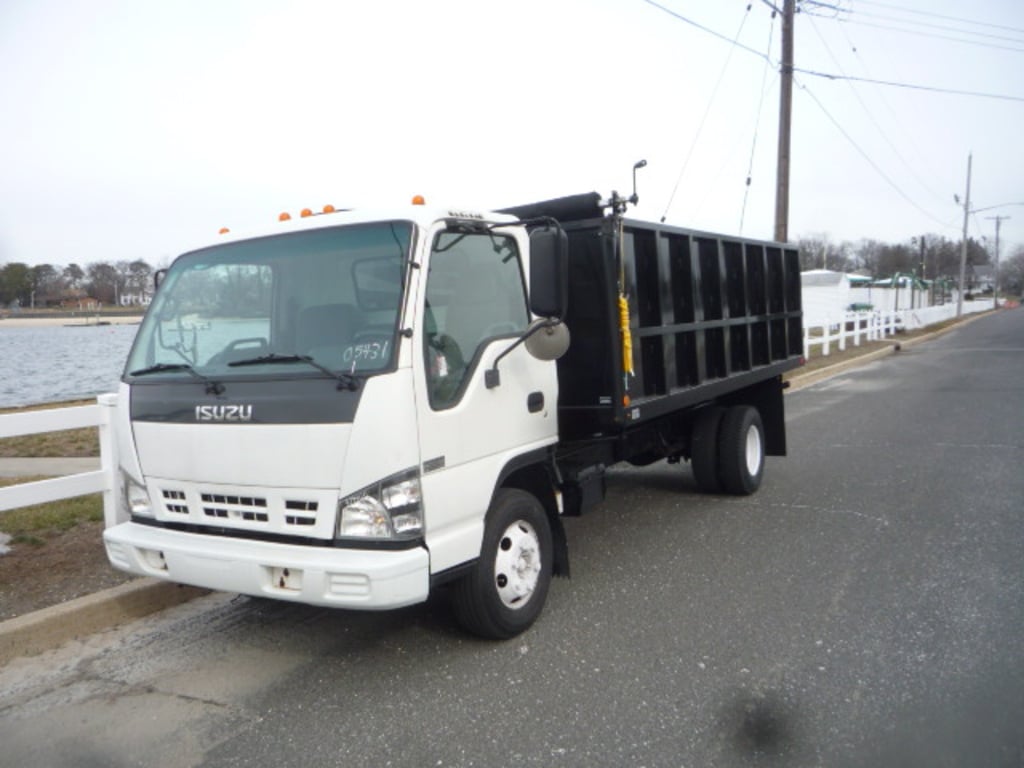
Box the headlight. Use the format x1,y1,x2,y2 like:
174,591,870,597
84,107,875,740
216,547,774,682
337,468,423,541
121,470,154,518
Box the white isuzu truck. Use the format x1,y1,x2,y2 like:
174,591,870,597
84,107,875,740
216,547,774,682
103,189,803,638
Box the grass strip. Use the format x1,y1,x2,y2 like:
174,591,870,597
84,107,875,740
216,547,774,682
0,400,99,458
0,477,103,546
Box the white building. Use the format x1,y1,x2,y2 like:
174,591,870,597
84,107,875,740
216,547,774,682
800,269,851,326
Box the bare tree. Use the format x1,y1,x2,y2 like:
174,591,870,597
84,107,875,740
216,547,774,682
30,264,62,306
797,234,853,272
86,262,120,305
1000,245,1024,297
63,263,85,291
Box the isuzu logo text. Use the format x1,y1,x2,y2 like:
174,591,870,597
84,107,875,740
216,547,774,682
195,404,254,422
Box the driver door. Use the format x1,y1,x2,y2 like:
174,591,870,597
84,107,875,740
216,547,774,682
414,227,558,574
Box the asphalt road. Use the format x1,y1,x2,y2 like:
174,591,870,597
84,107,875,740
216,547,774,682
1,310,1022,768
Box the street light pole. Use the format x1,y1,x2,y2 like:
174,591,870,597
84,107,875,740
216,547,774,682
986,215,1010,308
956,153,972,317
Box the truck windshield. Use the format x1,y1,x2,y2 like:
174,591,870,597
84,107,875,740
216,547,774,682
125,222,413,381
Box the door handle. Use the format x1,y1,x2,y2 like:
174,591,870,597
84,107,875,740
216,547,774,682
527,392,544,413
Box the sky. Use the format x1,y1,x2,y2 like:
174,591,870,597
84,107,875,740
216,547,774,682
1,0,1022,269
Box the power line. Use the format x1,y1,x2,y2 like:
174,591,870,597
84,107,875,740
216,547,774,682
853,0,1024,36
827,11,949,207
805,13,1024,54
796,76,957,230
659,3,755,222
804,12,949,206
793,67,1024,103
740,14,779,234
639,0,769,61
825,6,1024,46
639,0,1024,102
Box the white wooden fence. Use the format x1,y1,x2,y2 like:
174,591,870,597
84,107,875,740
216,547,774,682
803,300,991,359
0,393,119,526
0,300,996,519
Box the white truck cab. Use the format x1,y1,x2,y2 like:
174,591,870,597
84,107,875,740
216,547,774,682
105,201,570,638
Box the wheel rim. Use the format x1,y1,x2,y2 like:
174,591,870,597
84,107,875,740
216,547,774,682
744,424,763,477
494,520,542,609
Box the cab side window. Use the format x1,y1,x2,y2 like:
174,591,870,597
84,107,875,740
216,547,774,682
423,231,529,409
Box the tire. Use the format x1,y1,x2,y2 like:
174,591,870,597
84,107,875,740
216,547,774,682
690,406,724,493
718,406,765,496
451,489,553,640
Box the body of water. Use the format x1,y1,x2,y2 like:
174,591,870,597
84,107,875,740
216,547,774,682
0,324,140,408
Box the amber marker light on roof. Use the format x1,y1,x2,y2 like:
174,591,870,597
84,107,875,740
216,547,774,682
412,195,426,205
279,212,291,221
218,227,230,234
300,208,313,218
323,204,336,213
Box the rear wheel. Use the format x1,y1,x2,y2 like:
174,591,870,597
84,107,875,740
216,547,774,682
690,406,724,493
451,489,553,640
718,406,765,495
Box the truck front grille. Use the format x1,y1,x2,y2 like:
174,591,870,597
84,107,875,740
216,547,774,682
153,482,332,538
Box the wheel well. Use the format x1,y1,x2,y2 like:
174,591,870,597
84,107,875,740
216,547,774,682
717,377,787,456
500,462,569,578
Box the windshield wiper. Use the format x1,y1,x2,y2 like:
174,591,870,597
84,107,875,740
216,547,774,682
129,363,225,395
228,353,359,391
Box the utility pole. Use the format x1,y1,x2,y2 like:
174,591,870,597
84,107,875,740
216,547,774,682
986,214,1010,308
774,0,795,243
956,152,972,317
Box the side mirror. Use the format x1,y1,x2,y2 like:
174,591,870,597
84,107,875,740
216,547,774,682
485,318,570,389
529,225,568,319
154,269,167,291
524,318,570,361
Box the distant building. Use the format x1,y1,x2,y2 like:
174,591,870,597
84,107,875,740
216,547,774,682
119,291,152,306
800,269,851,325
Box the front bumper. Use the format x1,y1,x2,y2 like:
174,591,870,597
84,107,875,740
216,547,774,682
103,522,430,609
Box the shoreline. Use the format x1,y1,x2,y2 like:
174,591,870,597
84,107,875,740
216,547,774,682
0,315,142,328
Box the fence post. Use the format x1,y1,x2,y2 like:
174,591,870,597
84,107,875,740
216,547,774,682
839,313,848,352
97,392,120,528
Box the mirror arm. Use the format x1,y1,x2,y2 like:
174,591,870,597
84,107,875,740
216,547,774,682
484,320,556,390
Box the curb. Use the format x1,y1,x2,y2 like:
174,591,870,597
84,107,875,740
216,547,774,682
786,343,897,392
0,579,208,666
786,310,991,392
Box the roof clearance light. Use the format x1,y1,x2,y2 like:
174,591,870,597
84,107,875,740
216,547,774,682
412,195,425,205
323,204,336,213
279,212,291,221
300,208,313,218
218,227,230,234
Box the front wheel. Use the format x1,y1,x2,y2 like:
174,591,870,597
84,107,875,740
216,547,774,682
451,489,553,640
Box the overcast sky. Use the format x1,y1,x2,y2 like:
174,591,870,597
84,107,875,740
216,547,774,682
1,0,1021,269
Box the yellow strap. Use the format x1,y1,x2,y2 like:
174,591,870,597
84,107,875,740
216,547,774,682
618,293,634,376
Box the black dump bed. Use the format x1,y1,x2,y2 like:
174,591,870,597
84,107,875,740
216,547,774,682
504,194,804,443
